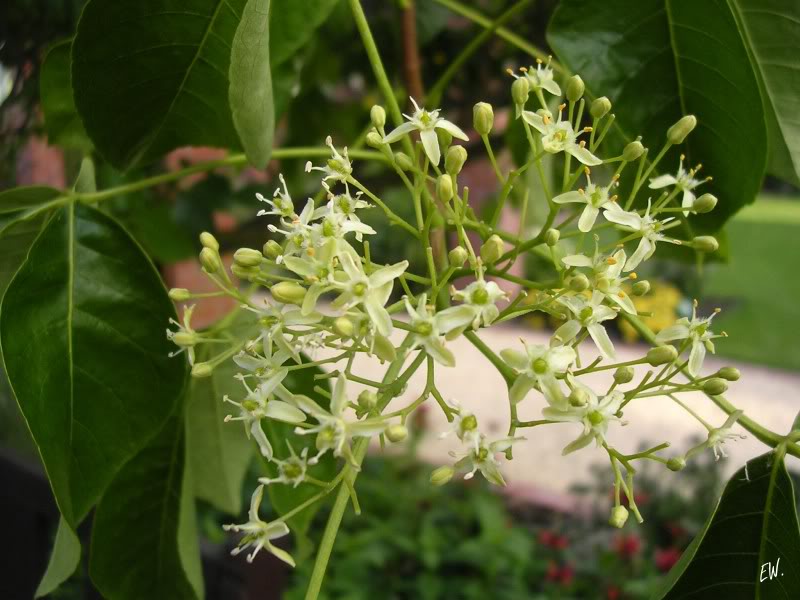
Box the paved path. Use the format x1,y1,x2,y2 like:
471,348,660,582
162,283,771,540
319,323,800,501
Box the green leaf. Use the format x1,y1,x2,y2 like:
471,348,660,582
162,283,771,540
186,316,254,515
652,450,800,599
548,0,768,232
270,0,341,66
40,40,92,152
35,517,81,598
229,0,274,168
72,0,248,169
0,202,185,527
728,0,800,186
90,409,203,600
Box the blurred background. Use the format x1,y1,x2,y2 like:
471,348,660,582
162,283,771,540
1,0,798,598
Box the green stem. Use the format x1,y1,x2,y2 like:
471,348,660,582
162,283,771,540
464,329,514,385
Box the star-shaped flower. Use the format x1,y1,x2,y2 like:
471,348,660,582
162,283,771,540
655,301,722,376
553,171,618,232
649,155,707,216
555,291,618,359
223,485,295,565
604,201,678,271
522,108,601,166
500,341,576,405
403,293,474,367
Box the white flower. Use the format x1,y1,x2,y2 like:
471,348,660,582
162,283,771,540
382,97,469,166
313,182,373,241
305,136,352,184
604,201,678,271
166,304,199,364
332,252,408,337
450,269,507,329
553,172,617,232
522,57,561,96
293,374,388,465
256,173,295,219
224,374,306,460
687,411,746,460
543,378,623,454
649,155,706,216
258,445,309,488
555,291,618,359
223,485,295,565
403,293,474,367
267,198,317,263
563,247,637,314
243,299,323,363
500,341,576,406
439,401,481,450
283,238,339,315
522,108,601,166
655,301,722,376
451,434,524,486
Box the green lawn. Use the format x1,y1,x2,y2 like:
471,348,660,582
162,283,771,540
704,195,800,371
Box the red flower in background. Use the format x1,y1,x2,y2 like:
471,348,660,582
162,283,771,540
545,561,574,586
606,585,621,600
655,547,682,572
538,529,569,549
613,534,642,559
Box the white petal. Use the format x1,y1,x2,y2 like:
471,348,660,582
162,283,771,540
688,341,706,377
435,119,469,141
648,174,677,189
578,204,600,232
554,319,581,343
382,121,417,144
562,431,595,455
552,190,584,205
521,110,546,133
420,128,441,165
562,254,594,268
500,348,528,371
656,323,691,343
540,78,562,96
350,419,388,437
330,374,348,417
425,338,456,367
588,323,616,359
604,206,642,229
251,422,274,459
435,305,475,334
509,374,535,404
625,237,652,271
548,346,577,372
567,144,602,166
264,401,307,424
365,296,393,337
370,260,408,287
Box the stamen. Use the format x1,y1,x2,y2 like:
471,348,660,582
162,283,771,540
629,272,638,279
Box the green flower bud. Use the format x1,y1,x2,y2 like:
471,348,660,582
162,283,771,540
263,239,283,260
511,76,530,108
271,281,307,305
609,505,629,529
667,456,686,472
473,102,494,136
445,145,468,176
702,377,728,396
622,139,645,161
231,263,258,281
437,128,453,152
479,234,505,264
646,345,678,366
394,152,414,171
632,280,651,296
233,247,263,268
448,246,468,268
569,388,589,407
436,174,454,202
373,334,397,363
614,366,635,384
386,424,409,443
566,75,585,102
717,366,741,381
370,104,386,129
545,228,560,247
191,362,214,378
569,273,590,292
667,115,697,145
692,193,717,214
590,96,612,119
358,389,378,410
199,231,219,251
430,466,454,486
168,288,191,302
199,247,222,274
333,316,355,338
693,236,719,253
366,130,383,149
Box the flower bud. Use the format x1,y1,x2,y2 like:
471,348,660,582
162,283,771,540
271,281,306,305
545,228,560,247
231,263,258,281
200,247,222,274
566,75,585,102
448,246,468,268
373,334,397,363
200,231,219,251
614,366,635,384
358,389,378,410
430,466,454,486
609,505,629,529
168,288,191,302
263,240,282,260
233,247,263,268
692,236,719,253
667,115,697,145
370,104,386,129
622,139,645,161
590,96,612,119
569,273,589,292
333,316,355,338
445,145,468,175
191,362,214,378
479,234,505,264
632,280,650,296
667,456,686,472
436,174,454,202
394,152,414,171
473,102,494,136
437,128,453,152
365,130,383,149
569,388,589,407
702,378,728,396
386,424,409,443
646,345,678,366
511,76,530,107
692,193,717,214
717,367,740,381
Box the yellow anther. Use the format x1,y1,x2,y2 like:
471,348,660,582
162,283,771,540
558,103,567,111
629,272,638,279
680,153,686,160
610,194,619,202
584,126,593,132
579,140,587,147
714,307,722,313
606,257,617,265
506,68,515,76
536,58,543,64
693,298,699,307
618,292,625,298
519,66,529,73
